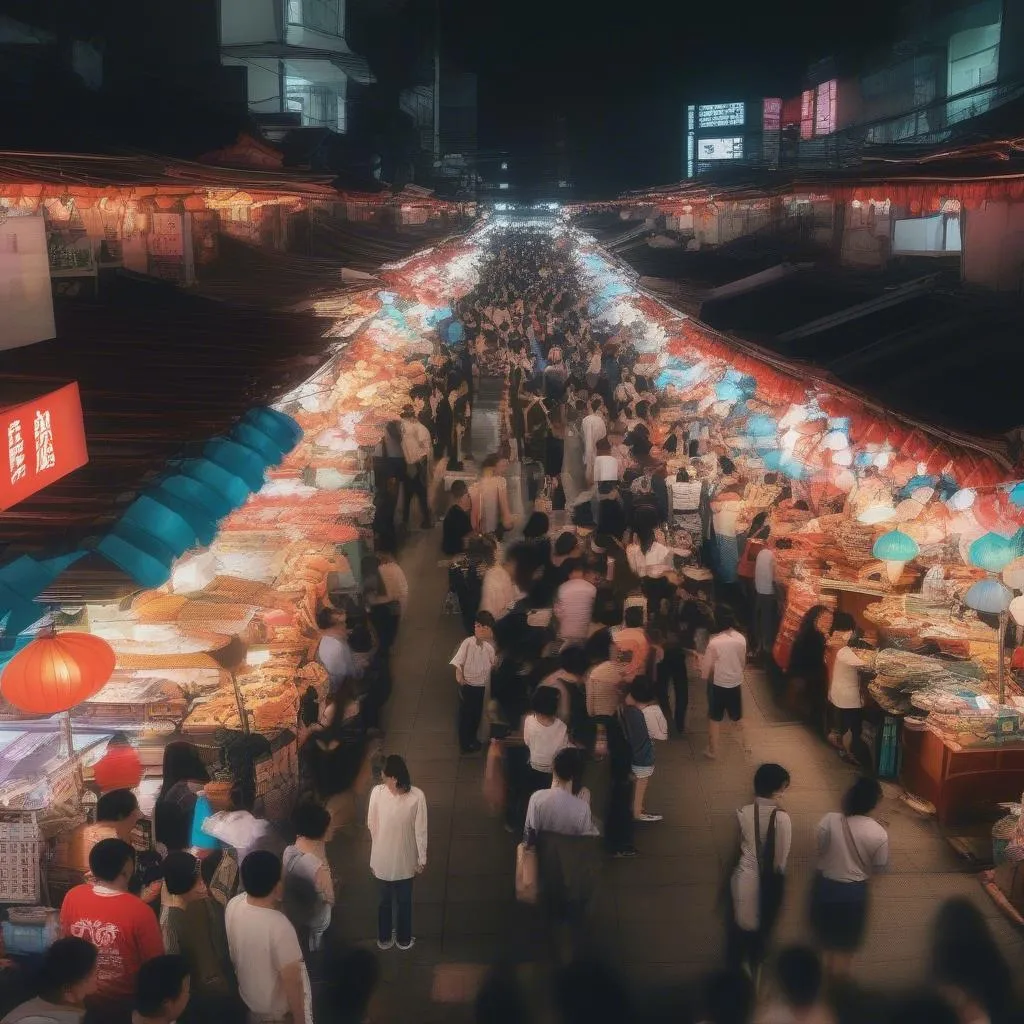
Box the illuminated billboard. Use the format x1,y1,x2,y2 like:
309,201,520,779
815,80,837,135
697,137,743,160
698,103,744,128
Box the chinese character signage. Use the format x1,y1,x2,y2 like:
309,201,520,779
0,383,88,511
698,103,745,128
0,215,56,352
762,98,782,132
697,137,744,160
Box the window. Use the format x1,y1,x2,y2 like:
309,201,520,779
948,22,1000,97
287,0,342,36
285,78,344,132
815,80,836,135
498,183,510,189
800,90,814,140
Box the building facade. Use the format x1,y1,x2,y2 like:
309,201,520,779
220,0,375,139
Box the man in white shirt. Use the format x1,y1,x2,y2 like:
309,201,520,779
753,539,778,657
316,607,355,694
400,406,433,529
225,851,311,1024
700,608,749,759
554,560,597,645
451,612,497,754
581,398,607,477
592,438,620,484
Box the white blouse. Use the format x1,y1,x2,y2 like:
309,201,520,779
367,785,428,882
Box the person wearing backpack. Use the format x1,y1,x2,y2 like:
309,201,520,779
281,802,336,954
727,763,792,984
809,777,888,979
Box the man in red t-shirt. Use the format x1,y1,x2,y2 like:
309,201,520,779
60,838,163,1023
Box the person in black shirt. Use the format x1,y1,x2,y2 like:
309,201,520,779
442,480,473,556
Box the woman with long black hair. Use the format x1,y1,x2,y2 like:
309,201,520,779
786,604,834,730
367,755,428,952
809,776,888,979
154,741,211,853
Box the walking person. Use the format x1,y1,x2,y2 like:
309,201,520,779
752,537,778,659
727,763,792,984
786,605,833,732
809,776,888,979
367,756,428,951
451,611,497,754
401,404,433,529
621,680,662,823
701,607,750,759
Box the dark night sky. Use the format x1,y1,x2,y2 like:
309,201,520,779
441,0,896,196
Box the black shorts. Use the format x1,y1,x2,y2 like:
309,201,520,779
708,682,742,722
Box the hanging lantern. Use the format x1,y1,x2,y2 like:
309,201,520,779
230,423,286,467
965,579,1013,616
204,438,267,491
969,532,1015,573
1,632,115,714
1010,483,1024,508
180,459,251,510
242,408,302,452
873,529,919,583
93,742,144,792
120,496,199,556
153,475,233,521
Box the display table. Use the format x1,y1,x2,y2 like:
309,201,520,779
901,727,1024,828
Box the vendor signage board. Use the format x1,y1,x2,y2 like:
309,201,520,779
0,215,56,351
0,382,88,511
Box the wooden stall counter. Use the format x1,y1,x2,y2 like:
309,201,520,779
901,726,1024,828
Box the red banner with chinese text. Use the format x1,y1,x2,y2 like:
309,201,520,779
0,383,88,511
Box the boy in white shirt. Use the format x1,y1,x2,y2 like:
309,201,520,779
451,611,496,754
631,675,668,742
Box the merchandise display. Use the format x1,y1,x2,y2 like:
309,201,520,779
3,213,1024,909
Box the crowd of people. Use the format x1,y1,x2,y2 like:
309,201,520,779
2,227,1019,1024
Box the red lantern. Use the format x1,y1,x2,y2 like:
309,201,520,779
93,744,144,792
0,632,116,714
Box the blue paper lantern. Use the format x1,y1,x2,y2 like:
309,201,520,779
715,380,742,402
969,532,1016,573
964,579,1012,615
204,438,267,492
143,489,218,546
1011,483,1024,508
231,423,286,466
762,450,785,471
179,459,251,510
155,475,233,521
445,320,466,344
96,529,175,589
873,530,920,562
242,408,302,452
120,496,198,556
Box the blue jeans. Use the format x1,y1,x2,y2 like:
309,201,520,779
378,877,414,945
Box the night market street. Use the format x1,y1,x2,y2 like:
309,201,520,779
324,528,1024,1022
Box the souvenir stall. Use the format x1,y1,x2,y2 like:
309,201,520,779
0,231,487,928
570,229,1024,849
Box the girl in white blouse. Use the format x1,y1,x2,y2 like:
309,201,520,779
367,755,428,952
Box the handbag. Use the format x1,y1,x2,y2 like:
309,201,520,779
515,842,538,904
482,740,505,815
840,814,872,876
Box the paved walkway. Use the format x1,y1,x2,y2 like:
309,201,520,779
327,530,1024,1022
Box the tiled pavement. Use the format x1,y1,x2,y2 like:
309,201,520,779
325,530,1024,1021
